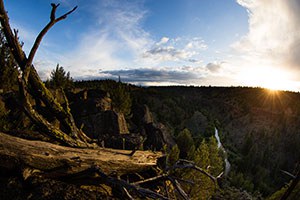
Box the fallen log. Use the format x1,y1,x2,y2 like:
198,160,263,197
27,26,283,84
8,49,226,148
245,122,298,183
0,132,162,178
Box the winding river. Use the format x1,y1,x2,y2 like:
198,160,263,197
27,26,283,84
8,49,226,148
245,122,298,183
214,128,231,176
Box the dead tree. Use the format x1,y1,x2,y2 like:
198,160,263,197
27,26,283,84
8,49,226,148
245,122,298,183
0,1,91,147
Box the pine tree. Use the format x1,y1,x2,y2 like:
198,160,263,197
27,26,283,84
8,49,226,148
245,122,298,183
176,128,194,158
167,144,180,167
208,136,223,176
100,81,132,118
47,64,73,89
111,83,132,117
181,139,216,199
195,139,210,168
191,139,215,199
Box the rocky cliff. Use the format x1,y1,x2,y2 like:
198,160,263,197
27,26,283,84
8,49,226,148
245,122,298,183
68,89,174,150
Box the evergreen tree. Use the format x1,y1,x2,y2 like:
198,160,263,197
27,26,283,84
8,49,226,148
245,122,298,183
208,136,224,176
195,139,210,168
187,144,196,160
110,83,132,117
192,139,215,199
47,64,73,89
100,81,132,117
167,144,180,167
181,139,216,199
176,128,194,158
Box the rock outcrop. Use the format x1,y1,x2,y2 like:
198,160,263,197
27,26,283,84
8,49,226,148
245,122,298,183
143,122,175,151
131,104,175,150
68,89,174,150
74,111,129,139
69,89,129,139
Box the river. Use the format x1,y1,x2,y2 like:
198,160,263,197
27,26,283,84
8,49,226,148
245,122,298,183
214,128,231,176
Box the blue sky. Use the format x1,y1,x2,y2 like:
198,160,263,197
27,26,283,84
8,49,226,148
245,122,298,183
3,0,300,91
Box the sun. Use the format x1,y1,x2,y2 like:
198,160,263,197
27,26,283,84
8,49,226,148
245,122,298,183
261,71,288,91
237,67,295,91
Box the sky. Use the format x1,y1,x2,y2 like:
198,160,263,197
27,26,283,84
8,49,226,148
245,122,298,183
3,0,300,91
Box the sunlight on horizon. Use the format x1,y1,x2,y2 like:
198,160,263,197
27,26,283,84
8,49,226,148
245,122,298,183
237,67,298,92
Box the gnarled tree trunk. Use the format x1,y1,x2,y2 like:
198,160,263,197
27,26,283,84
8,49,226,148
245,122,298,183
0,1,90,147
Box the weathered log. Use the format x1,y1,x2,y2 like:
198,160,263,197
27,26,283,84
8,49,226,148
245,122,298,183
0,132,162,177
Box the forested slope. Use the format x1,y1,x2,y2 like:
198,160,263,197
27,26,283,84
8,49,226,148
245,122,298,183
132,86,300,197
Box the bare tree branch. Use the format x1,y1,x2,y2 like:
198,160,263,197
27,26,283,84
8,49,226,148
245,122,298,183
25,4,77,81
123,187,135,200
131,159,219,199
13,28,18,41
169,159,217,185
168,177,190,200
133,174,167,186
50,3,59,21
91,166,169,200
56,6,78,21
281,170,296,179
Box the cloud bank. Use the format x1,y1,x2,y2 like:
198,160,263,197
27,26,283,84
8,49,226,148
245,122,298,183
76,62,229,87
98,68,200,86
234,0,300,74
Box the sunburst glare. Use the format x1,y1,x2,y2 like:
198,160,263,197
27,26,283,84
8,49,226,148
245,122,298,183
237,67,295,91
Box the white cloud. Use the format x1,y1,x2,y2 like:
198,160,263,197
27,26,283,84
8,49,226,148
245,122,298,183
234,0,300,72
143,37,207,63
63,31,122,72
156,37,169,45
56,0,154,78
144,46,190,61
185,37,207,50
9,0,209,82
